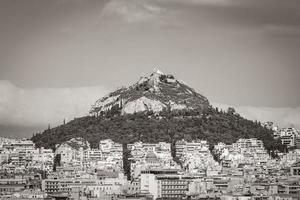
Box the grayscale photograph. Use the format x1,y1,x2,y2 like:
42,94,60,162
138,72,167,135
0,0,300,199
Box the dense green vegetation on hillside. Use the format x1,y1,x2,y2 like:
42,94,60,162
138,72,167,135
31,107,284,155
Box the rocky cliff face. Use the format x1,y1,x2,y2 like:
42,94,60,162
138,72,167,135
90,70,210,115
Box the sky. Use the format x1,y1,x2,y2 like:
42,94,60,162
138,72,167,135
0,0,300,137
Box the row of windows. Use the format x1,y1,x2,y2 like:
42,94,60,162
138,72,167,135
92,187,113,191
162,181,186,185
46,182,58,185
278,190,300,194
162,190,185,194
0,188,16,192
46,186,58,189
0,182,25,185
162,194,182,198
46,189,58,192
128,187,140,190
162,186,186,189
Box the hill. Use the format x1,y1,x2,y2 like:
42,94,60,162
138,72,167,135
31,70,284,155
31,107,284,155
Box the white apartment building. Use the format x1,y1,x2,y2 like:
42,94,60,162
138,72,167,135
128,142,172,163
175,140,209,159
99,139,123,159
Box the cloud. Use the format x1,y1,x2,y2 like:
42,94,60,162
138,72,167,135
264,24,300,37
101,0,165,23
0,79,299,134
100,0,234,23
0,80,107,128
212,102,300,129
172,0,232,6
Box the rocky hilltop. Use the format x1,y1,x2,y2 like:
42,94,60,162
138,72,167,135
90,70,210,115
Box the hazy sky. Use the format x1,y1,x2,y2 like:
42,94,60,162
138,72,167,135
0,0,300,136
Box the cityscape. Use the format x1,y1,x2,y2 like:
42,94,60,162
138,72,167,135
1,124,300,199
1,0,300,200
